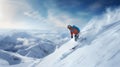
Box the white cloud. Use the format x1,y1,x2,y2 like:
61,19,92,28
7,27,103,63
0,0,31,20
17,38,29,45
77,12,91,16
24,11,47,23
0,12,3,20
24,9,67,28
46,9,84,29
0,0,36,29
0,21,31,29
88,2,102,11
47,10,67,28
24,8,83,29
0,0,84,30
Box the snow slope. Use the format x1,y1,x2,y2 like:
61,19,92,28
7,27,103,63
35,8,120,67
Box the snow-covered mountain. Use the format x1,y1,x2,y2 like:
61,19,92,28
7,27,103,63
0,7,120,67
0,28,69,65
0,32,32,52
0,31,58,65
0,49,34,65
17,39,56,58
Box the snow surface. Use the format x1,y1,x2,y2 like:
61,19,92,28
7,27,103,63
0,7,120,67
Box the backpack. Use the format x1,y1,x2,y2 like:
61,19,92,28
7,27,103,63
72,25,80,32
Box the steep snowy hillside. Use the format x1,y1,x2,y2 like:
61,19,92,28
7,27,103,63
35,8,120,67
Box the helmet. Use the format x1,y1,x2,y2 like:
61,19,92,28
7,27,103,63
67,25,72,29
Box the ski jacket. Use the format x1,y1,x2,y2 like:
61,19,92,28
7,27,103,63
69,25,80,36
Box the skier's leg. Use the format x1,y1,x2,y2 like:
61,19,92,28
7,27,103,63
75,34,79,41
77,33,79,38
75,34,77,41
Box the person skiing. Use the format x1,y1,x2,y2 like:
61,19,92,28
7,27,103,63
67,25,80,41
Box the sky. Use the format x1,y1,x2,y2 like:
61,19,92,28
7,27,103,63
0,0,120,30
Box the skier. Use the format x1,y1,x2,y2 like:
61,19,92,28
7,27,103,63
67,25,80,41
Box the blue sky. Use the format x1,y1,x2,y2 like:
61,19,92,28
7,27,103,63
0,0,120,30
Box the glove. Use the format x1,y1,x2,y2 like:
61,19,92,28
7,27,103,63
71,36,73,38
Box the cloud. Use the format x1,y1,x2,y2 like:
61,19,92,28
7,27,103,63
24,8,84,29
0,12,3,20
88,2,103,12
0,0,31,20
0,21,31,29
24,10,47,23
0,0,37,29
47,9,86,29
77,11,91,17
24,9,67,28
47,10,67,28
0,0,88,30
